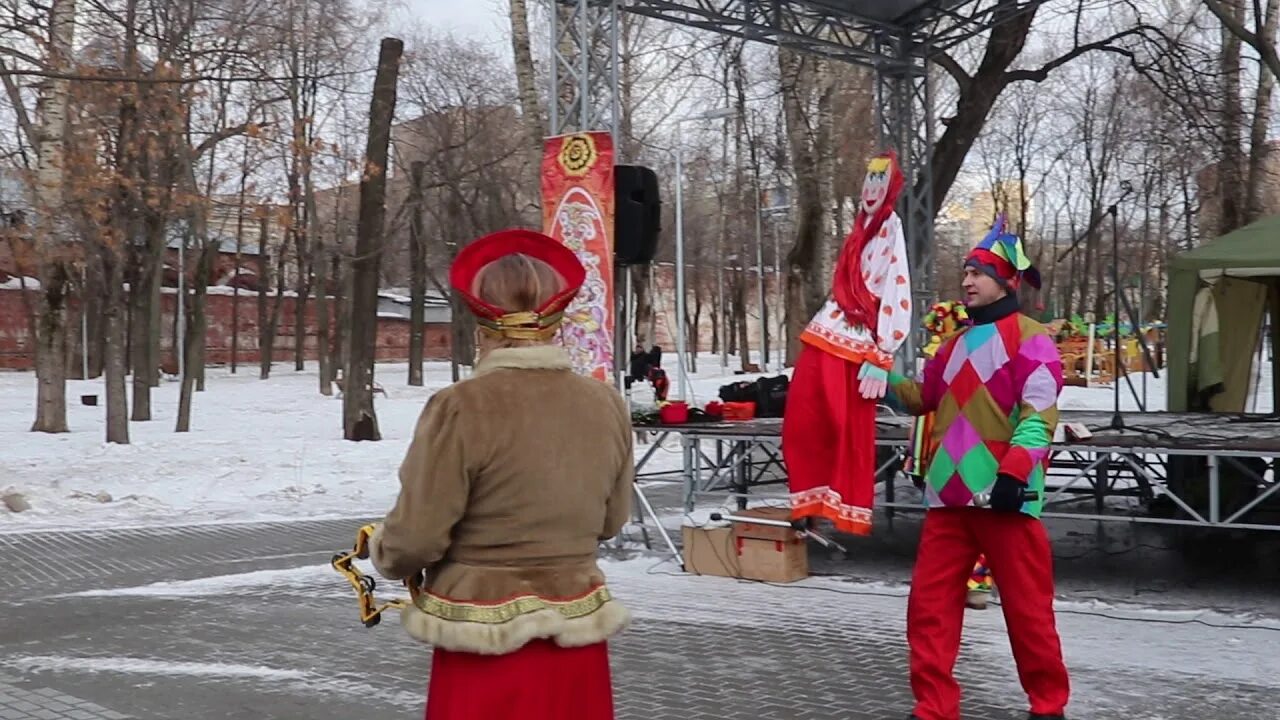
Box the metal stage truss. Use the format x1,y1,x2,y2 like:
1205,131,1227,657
632,412,1280,533
549,0,1052,557
549,0,1047,368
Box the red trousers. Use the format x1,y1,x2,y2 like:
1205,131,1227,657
425,639,614,719
908,508,1069,720
782,345,878,535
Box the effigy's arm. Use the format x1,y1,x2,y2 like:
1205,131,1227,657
869,214,913,367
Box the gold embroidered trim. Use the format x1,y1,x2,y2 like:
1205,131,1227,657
477,310,566,340
413,585,614,625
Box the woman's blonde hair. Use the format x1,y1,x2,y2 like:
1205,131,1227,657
472,253,567,350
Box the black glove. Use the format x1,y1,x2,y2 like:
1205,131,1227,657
988,474,1027,513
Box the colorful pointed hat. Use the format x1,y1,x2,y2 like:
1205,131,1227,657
964,214,1041,290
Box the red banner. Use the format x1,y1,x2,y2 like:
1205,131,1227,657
541,132,615,382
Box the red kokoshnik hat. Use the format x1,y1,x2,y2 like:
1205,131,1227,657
449,228,586,341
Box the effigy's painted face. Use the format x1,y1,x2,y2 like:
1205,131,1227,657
861,160,892,215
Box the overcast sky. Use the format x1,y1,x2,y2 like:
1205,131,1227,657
398,0,508,52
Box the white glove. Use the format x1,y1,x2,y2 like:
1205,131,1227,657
857,363,888,400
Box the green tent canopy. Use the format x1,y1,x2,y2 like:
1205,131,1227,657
1167,214,1280,413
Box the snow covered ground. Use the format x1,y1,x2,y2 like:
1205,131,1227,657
32,555,1280,707
0,355,750,530
0,350,1272,531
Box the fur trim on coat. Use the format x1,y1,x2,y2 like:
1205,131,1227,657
473,345,572,375
400,589,630,655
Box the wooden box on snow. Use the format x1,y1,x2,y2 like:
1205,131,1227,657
682,520,808,584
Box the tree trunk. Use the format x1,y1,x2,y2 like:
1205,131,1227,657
128,231,153,419
100,244,129,444
293,254,309,371
1218,0,1247,235
303,126,331,392
508,0,545,173
688,279,701,375
261,227,287,379
343,37,402,442
31,0,76,433
33,269,70,433
1246,0,1280,223
330,186,348,377
147,230,163,387
408,161,427,386
449,291,474,382
734,269,750,371
231,143,250,374
176,242,217,432
778,49,825,364
257,213,272,379
314,246,332,393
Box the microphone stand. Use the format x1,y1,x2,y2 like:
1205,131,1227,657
1054,183,1159,433
1106,191,1163,432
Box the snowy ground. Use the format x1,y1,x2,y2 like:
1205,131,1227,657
0,355,747,530
2,351,1280,718
1,351,1273,531
2,520,1278,719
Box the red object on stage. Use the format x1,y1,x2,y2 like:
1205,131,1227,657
722,401,756,421
907,507,1070,720
782,344,877,535
659,401,689,424
425,639,615,720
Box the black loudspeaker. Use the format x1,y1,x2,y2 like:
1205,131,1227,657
614,165,660,266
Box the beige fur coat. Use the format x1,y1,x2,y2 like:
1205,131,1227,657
370,345,634,655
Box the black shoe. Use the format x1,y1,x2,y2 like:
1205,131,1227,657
1029,714,1065,720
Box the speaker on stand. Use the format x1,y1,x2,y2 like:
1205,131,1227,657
615,165,661,266
612,164,662,394
609,165,683,565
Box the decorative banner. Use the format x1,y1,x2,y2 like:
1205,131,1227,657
541,132,615,382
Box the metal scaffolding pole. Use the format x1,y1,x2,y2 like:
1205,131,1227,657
876,34,934,375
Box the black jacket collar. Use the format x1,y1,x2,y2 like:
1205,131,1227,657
967,294,1020,326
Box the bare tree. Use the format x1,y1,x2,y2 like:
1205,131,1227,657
407,160,426,386
343,37,402,442
29,0,76,433
1204,0,1280,80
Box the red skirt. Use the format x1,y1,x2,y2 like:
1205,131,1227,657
781,344,878,535
425,639,614,720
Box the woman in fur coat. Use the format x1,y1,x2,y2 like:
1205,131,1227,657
369,228,634,719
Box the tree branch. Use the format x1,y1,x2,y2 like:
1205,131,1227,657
1205,0,1280,80
934,51,971,91
0,58,37,154
1005,27,1155,83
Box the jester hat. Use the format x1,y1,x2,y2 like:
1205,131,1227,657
449,228,586,340
964,214,1041,290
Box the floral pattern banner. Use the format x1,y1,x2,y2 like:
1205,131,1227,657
541,132,615,382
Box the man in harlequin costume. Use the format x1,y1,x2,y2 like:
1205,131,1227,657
889,215,1070,720
903,302,996,611
782,150,914,536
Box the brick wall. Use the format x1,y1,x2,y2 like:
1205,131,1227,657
0,287,451,371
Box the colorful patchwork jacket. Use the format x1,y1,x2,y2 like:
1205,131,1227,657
889,305,1063,519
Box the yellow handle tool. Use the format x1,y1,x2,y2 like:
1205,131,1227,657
330,524,417,628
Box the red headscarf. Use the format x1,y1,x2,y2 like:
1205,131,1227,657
832,150,905,331
449,229,586,340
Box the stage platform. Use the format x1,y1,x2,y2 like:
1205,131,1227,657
633,410,1280,533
